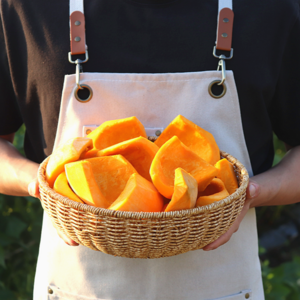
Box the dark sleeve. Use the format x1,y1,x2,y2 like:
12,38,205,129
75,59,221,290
269,7,300,147
0,14,23,135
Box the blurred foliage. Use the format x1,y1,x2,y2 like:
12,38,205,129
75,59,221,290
0,129,299,299
257,134,300,300
261,255,300,300
0,125,43,300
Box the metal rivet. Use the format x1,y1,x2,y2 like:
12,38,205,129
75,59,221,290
75,21,81,26
223,18,229,23
221,33,228,38
208,80,227,99
86,129,92,135
74,36,81,42
245,293,250,299
155,130,161,137
74,84,93,103
48,288,53,294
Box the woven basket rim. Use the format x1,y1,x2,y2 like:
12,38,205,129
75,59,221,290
38,150,249,220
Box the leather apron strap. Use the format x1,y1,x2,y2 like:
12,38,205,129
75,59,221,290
217,0,234,52
68,0,234,55
69,0,86,55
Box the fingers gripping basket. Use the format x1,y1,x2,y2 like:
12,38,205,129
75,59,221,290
38,151,249,259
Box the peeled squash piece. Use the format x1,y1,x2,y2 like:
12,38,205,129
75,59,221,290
196,178,229,207
53,172,84,203
108,173,164,212
97,137,159,182
65,161,110,208
155,115,220,165
87,116,147,151
165,168,198,212
81,148,99,159
150,136,218,198
86,155,137,205
46,137,93,188
215,158,239,195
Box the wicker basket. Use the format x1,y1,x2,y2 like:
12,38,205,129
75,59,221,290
38,151,248,259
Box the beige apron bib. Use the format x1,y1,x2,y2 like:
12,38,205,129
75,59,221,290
34,1,264,299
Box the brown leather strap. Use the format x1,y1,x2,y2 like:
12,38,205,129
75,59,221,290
216,8,234,52
70,11,86,55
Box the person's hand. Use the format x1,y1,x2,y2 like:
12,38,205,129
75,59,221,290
202,179,259,251
28,178,79,247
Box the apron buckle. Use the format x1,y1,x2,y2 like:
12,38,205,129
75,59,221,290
217,58,226,86
68,51,89,89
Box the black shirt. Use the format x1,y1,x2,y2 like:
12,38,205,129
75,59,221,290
0,0,300,175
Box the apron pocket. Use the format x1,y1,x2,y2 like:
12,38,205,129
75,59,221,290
47,285,100,300
209,289,252,300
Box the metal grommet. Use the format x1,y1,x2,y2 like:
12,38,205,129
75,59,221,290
155,130,161,137
208,80,227,99
74,36,81,42
223,18,229,23
86,129,92,135
74,84,93,103
245,293,250,299
48,288,53,294
221,33,228,38
75,21,81,26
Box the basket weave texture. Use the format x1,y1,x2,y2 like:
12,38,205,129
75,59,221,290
38,151,248,259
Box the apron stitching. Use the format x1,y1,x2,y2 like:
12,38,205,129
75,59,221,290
66,72,232,82
69,78,226,83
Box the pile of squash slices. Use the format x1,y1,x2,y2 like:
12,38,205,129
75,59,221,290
46,115,239,213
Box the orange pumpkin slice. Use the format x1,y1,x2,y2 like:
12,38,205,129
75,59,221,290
165,168,198,212
87,116,147,151
53,172,84,203
215,158,239,195
81,148,99,159
155,115,220,165
46,137,93,188
150,136,218,198
108,173,164,212
196,178,229,207
86,155,138,205
65,160,110,208
97,137,159,182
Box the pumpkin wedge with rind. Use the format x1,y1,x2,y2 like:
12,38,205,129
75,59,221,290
97,137,159,182
86,116,147,152
86,155,138,206
196,178,229,207
53,172,84,203
65,160,111,208
154,115,220,165
165,168,198,212
150,136,218,199
108,173,164,212
215,158,239,195
46,137,93,188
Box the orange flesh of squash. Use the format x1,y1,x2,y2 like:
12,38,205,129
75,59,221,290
215,158,239,195
108,173,164,212
46,137,93,188
165,168,198,212
53,172,84,203
196,178,229,207
154,115,220,165
97,137,159,182
65,161,110,208
86,155,138,206
81,148,99,159
150,136,218,199
87,116,147,151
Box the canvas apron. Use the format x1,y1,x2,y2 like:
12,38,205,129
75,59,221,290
34,0,264,299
